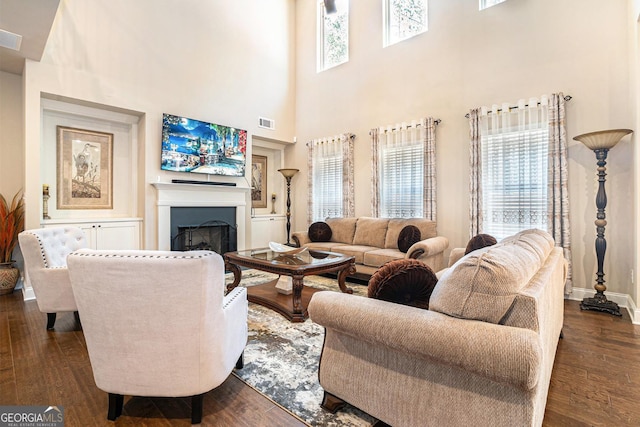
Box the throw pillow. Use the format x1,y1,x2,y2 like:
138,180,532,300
367,259,437,309
464,233,497,255
397,225,421,253
308,221,332,242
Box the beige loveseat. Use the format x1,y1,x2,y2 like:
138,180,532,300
291,217,449,278
308,229,567,427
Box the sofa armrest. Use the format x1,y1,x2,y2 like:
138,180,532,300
448,247,466,267
308,291,541,391
406,236,449,260
291,231,310,247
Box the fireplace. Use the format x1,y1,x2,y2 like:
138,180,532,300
170,207,238,254
152,182,250,251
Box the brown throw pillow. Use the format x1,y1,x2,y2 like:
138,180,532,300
367,259,437,309
397,225,421,253
308,221,332,242
464,233,497,255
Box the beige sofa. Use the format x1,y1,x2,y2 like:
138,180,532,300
291,217,449,277
308,229,567,427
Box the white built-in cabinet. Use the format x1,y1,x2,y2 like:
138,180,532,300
251,215,286,248
42,218,142,250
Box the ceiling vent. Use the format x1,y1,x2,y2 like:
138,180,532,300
258,117,275,130
0,29,22,51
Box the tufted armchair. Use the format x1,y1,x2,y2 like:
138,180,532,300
67,249,248,424
18,227,88,329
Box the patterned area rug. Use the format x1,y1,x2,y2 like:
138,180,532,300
226,270,377,427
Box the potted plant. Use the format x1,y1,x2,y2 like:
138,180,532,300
0,190,25,295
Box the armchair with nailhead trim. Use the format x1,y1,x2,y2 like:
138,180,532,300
18,227,87,329
67,249,248,424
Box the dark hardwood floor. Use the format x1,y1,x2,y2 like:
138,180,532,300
2,290,640,426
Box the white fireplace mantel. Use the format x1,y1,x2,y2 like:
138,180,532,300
152,182,250,250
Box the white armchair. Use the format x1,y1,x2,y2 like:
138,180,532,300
18,227,87,329
67,249,248,424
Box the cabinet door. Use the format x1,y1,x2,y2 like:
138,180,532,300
251,216,286,248
77,224,98,249
96,222,140,250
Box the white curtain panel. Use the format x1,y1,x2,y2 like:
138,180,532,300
479,98,549,239
371,118,436,219
307,133,354,225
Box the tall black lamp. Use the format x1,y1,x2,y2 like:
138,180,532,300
278,168,299,245
574,129,633,316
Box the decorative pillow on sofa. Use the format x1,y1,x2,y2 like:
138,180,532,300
308,221,332,242
367,259,437,309
464,233,497,255
397,225,421,253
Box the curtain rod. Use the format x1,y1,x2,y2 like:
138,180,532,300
464,95,572,118
383,119,442,132
306,133,355,146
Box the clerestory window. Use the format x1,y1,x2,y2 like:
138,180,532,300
383,0,428,47
479,0,507,11
318,0,349,72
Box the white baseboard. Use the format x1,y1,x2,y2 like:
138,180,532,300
568,287,638,324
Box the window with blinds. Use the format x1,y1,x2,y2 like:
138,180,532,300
379,136,424,218
312,147,343,221
481,126,548,240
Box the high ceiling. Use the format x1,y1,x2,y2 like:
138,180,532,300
0,0,60,75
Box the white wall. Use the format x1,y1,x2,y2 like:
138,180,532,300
631,0,640,312
0,71,23,200
22,0,296,249
292,0,636,301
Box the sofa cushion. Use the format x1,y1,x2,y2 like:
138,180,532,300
368,259,437,309
304,242,348,252
384,219,437,249
331,245,380,265
429,229,555,324
363,248,405,268
465,233,497,255
353,217,389,248
398,225,421,253
309,221,332,242
326,217,358,244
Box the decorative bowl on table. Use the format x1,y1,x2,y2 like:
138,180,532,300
268,241,308,256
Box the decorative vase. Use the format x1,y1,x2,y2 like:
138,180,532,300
0,262,20,295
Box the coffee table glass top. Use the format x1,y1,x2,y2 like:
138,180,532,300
231,248,346,267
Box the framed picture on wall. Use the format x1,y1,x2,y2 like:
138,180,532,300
56,126,114,210
251,154,267,208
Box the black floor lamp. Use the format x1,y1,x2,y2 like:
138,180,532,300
278,168,299,245
574,129,633,316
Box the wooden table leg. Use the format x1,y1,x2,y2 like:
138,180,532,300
336,263,356,294
291,275,304,318
225,261,241,292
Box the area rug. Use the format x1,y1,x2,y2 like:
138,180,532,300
226,270,377,427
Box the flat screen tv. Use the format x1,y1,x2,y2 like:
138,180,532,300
161,113,247,177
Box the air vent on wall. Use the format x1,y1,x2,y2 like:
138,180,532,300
258,117,275,130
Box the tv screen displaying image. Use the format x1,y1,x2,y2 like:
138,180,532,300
161,113,247,177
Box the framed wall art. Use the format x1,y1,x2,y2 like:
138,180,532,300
56,126,114,210
251,154,267,208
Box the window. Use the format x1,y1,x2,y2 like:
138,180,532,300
480,104,548,240
309,134,354,222
318,0,349,72
378,124,425,217
383,0,428,47
479,0,506,10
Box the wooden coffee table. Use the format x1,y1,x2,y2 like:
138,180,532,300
224,248,356,322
